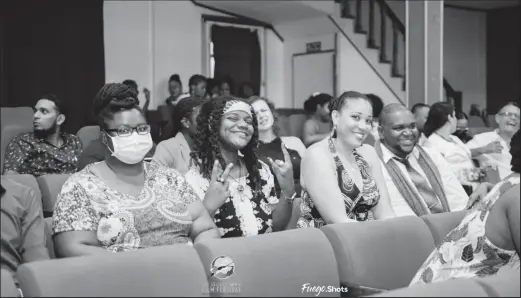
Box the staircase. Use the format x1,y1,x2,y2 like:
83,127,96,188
333,0,461,109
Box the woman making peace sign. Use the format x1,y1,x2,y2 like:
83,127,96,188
185,96,295,238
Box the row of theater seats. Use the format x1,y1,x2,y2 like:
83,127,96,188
2,211,518,297
5,174,69,218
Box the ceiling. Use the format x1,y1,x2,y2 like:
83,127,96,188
445,0,520,9
195,1,327,24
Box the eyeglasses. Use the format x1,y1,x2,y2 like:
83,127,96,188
498,112,520,120
105,124,151,137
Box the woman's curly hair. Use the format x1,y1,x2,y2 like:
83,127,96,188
191,96,263,193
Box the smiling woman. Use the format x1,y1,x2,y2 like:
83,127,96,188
185,96,295,237
298,91,396,228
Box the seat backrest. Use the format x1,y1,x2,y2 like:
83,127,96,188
420,211,467,247
288,114,307,138
472,269,520,297
43,218,55,259
76,125,100,148
276,115,290,137
320,216,436,290
17,245,209,297
1,268,20,297
194,228,340,297
371,278,489,297
1,107,33,128
36,174,71,217
1,174,43,211
468,115,486,128
1,125,33,173
469,127,494,136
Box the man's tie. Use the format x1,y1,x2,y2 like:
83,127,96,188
394,157,444,214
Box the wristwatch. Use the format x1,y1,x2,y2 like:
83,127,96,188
284,192,298,204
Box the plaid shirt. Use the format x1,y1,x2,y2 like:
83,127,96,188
2,132,82,176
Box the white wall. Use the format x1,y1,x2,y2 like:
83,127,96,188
385,1,487,112
443,8,487,114
336,35,401,106
104,1,227,109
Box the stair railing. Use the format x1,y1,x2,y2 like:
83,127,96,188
337,0,461,108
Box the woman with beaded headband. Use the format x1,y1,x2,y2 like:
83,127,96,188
185,96,295,237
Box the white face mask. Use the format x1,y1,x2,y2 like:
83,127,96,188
106,132,153,164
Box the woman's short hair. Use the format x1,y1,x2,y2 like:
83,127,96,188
172,96,205,135
329,91,372,115
456,111,468,120
191,96,262,191
169,74,182,85
303,93,334,113
510,130,521,174
423,102,454,137
93,83,143,129
246,96,280,136
188,74,206,87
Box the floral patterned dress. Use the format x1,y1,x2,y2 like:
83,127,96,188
298,138,381,228
52,162,198,252
184,160,278,238
410,175,520,285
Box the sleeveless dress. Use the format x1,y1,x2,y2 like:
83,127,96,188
297,137,381,228
410,175,520,285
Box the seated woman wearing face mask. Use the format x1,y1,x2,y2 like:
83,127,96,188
52,83,220,257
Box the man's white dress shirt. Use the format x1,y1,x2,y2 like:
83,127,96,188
377,143,469,217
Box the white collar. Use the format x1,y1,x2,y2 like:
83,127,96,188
379,142,420,164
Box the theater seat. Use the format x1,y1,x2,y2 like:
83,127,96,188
43,218,55,259
194,228,340,297
370,278,489,297
320,216,436,290
1,174,43,211
1,107,33,128
1,269,19,297
276,115,290,137
288,114,307,138
1,124,33,172
76,125,100,147
472,269,520,297
36,174,71,217
420,211,466,247
17,245,209,297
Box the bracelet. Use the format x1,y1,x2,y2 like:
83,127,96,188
284,192,297,204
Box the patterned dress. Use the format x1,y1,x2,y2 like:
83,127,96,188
3,132,83,176
410,176,520,285
185,160,279,238
53,162,198,252
298,138,380,228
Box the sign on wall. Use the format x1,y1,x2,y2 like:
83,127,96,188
306,41,322,53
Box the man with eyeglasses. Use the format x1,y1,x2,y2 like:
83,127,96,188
467,102,520,180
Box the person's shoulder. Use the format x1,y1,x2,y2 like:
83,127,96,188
148,162,187,182
11,132,34,143
1,176,34,199
357,144,378,159
302,138,330,166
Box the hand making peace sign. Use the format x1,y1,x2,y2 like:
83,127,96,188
267,143,295,197
203,160,234,215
